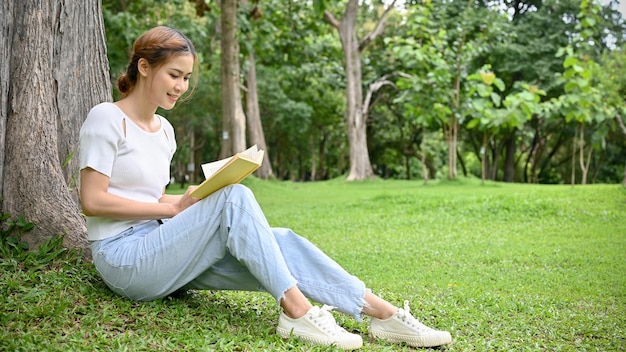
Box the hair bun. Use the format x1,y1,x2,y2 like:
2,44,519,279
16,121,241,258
117,74,131,94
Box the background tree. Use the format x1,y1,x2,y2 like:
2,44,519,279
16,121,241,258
380,3,448,182
1,0,111,258
220,0,247,158
323,0,397,181
550,0,610,185
241,0,274,179
596,46,626,185
252,0,345,180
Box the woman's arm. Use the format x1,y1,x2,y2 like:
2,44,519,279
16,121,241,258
80,168,198,220
159,193,183,205
159,186,199,211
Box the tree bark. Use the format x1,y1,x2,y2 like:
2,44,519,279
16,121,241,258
1,0,111,260
0,0,12,193
421,128,428,184
245,52,273,179
447,75,460,179
503,131,517,182
615,116,626,186
325,0,373,180
578,123,590,185
220,0,247,158
481,133,488,184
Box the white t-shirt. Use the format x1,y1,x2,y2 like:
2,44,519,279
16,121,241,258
79,102,177,241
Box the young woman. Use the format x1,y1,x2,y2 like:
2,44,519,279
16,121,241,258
79,26,452,350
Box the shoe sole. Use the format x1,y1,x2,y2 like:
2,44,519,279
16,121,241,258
370,330,452,348
277,327,363,350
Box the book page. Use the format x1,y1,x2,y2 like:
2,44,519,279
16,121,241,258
201,156,233,179
201,145,260,179
239,145,261,160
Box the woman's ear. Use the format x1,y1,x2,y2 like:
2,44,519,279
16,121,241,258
137,58,150,77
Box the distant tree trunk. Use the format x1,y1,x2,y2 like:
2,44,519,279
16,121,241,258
524,120,542,183
245,52,273,179
571,128,576,185
503,131,516,182
457,145,468,177
220,0,246,158
318,132,328,180
324,0,396,181
615,116,626,186
325,0,372,181
577,123,592,185
447,74,460,179
1,0,111,260
421,128,428,185
481,133,488,184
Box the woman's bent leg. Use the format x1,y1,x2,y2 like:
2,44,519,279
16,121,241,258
92,184,297,301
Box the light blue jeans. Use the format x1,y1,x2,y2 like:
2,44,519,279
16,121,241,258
91,184,367,319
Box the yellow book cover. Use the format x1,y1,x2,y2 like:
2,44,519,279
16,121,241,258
190,145,265,199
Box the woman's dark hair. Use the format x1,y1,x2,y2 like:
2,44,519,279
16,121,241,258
117,26,198,98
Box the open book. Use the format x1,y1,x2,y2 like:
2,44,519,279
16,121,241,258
190,145,265,199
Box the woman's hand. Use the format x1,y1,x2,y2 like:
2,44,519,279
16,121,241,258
172,186,201,215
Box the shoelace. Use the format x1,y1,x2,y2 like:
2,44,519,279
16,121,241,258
396,300,433,333
310,305,346,336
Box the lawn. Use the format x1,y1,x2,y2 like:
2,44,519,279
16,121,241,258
2,178,625,351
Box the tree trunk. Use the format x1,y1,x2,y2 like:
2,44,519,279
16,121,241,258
503,131,517,182
571,126,577,186
1,0,111,260
326,0,374,181
325,0,396,181
421,128,428,185
220,0,246,158
245,52,273,179
490,139,507,181
579,123,592,185
524,122,541,183
447,75,460,180
0,0,11,192
481,133,488,184
615,116,626,186
331,0,372,180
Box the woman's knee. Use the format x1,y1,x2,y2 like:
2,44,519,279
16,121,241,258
272,228,309,246
272,227,297,238
225,184,255,201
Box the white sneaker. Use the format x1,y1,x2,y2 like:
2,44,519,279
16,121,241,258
277,305,363,350
369,300,452,348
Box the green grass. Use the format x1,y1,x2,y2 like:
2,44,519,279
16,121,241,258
2,178,625,351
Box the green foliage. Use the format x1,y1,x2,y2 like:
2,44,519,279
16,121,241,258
1,212,34,259
466,65,506,130
99,0,626,184
249,0,347,179
486,0,579,98
0,212,76,269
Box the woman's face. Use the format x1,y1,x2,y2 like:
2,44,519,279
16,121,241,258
145,53,194,110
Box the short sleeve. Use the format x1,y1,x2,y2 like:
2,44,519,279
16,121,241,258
79,103,124,177
159,115,177,156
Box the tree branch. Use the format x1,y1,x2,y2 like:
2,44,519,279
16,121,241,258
358,0,397,51
324,10,340,29
363,73,397,121
615,115,626,136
